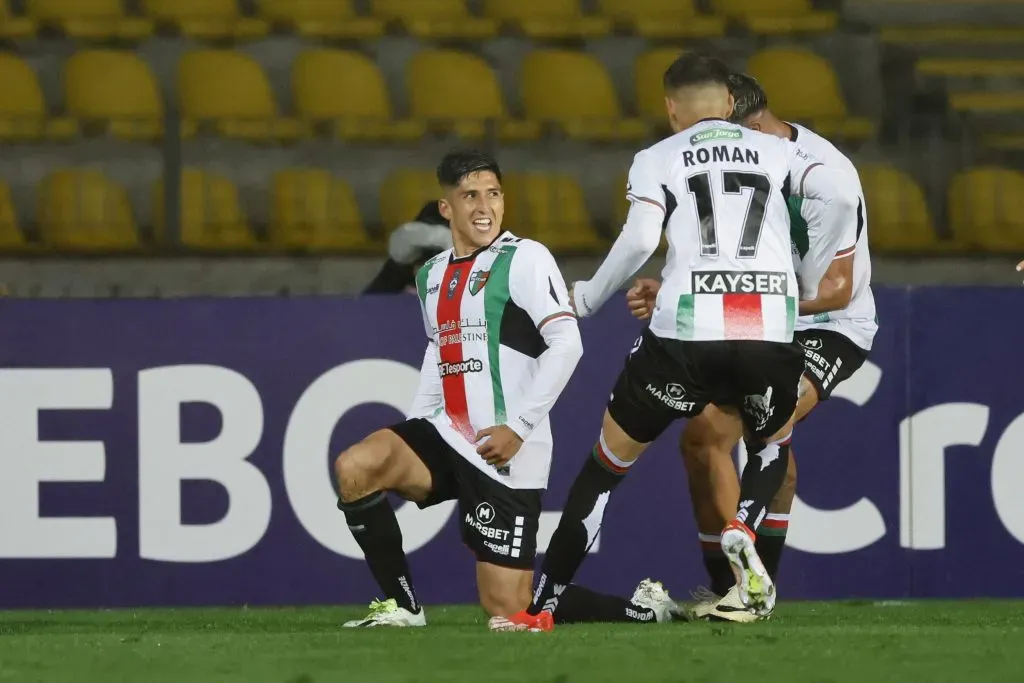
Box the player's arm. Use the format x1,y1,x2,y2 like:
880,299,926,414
784,143,858,301
571,150,664,317
407,342,442,418
479,245,582,458
407,279,443,418
798,250,853,315
794,195,856,314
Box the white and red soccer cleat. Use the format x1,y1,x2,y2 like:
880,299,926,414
488,609,554,632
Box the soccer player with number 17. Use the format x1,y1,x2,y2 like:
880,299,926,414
496,53,860,631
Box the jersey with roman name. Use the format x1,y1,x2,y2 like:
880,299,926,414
415,232,575,489
787,123,877,351
632,119,827,343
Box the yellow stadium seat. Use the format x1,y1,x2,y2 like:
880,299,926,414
0,53,77,141
407,50,539,142
948,167,1024,252
380,170,439,231
858,164,947,253
271,169,376,252
143,0,267,40
178,50,302,142
948,92,1024,114
64,50,163,141
484,0,611,39
635,48,686,122
259,0,383,39
38,170,140,251
1,1,38,38
599,0,724,39
28,0,152,39
502,173,604,253
154,170,258,251
711,0,836,35
917,59,1024,78
881,26,1024,47
372,0,497,38
293,49,424,142
521,50,648,142
747,48,875,141
0,181,26,250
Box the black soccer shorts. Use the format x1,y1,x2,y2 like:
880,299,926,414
607,328,805,444
794,329,869,401
388,418,542,570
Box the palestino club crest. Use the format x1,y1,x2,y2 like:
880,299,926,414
468,270,490,296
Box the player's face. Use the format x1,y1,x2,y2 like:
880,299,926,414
439,171,504,255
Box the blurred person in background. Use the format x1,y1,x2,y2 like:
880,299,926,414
363,202,452,294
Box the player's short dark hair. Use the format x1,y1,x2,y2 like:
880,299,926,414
663,52,732,93
436,149,502,188
727,73,769,123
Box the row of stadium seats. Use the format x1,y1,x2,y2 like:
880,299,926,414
0,0,835,41
3,165,1024,254
0,45,870,142
0,168,608,253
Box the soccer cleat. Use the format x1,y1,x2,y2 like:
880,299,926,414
630,578,687,623
702,585,766,623
689,586,723,620
342,598,427,628
487,609,554,632
720,520,776,617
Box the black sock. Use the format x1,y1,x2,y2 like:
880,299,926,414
338,492,419,613
735,437,791,532
700,536,735,597
528,450,628,616
754,514,789,580
552,584,657,624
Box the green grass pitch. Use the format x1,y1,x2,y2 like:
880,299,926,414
1,601,1023,682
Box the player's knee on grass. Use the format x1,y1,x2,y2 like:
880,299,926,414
476,563,532,617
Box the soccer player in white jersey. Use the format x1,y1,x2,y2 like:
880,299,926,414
334,150,584,628
494,53,860,632
627,73,877,622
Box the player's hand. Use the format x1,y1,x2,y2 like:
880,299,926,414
568,283,579,316
626,278,660,321
475,425,524,467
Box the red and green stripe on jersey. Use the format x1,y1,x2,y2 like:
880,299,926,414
416,242,521,438
434,259,475,441
675,292,797,341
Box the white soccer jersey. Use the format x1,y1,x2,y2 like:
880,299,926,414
410,232,581,489
787,123,877,351
621,119,858,344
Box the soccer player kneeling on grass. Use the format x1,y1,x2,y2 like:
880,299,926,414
334,150,680,630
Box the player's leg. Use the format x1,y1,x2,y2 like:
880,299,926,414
753,330,867,580
720,340,806,614
334,418,456,627
679,405,744,599
521,330,697,626
554,579,682,625
754,376,817,583
477,561,534,618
